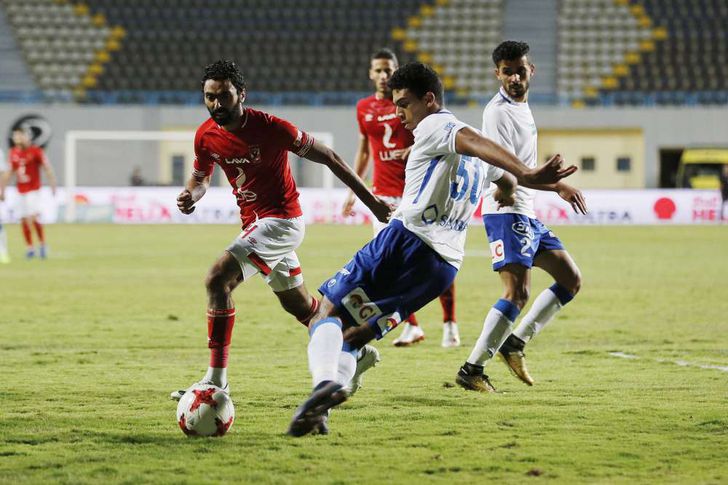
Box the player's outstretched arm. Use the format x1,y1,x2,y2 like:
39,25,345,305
304,140,391,223
342,134,371,217
455,127,577,185
518,156,588,214
177,174,210,215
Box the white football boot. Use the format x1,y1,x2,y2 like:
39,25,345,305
348,344,381,395
441,321,461,348
170,380,230,401
392,323,425,347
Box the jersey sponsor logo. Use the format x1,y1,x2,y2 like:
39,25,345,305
378,148,407,161
211,152,220,160
490,239,505,263
377,113,398,122
420,204,439,224
224,148,260,165
420,204,468,232
341,287,382,325
364,113,374,122
436,215,469,232
511,221,534,239
375,311,401,336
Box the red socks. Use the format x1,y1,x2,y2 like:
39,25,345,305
21,220,32,246
33,221,45,243
440,283,456,323
207,308,235,368
406,313,419,326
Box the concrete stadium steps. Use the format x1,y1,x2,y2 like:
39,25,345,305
2,0,121,100
502,0,558,102
0,2,36,92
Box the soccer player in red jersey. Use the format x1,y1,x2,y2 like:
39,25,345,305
0,128,57,259
342,49,460,348
170,60,391,401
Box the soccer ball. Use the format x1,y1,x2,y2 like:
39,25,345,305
176,384,235,437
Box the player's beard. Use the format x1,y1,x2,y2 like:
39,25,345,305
209,99,242,126
507,80,528,99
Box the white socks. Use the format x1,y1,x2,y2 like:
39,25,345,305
514,283,574,343
308,318,344,388
336,345,357,386
514,288,563,343
204,367,227,388
466,299,521,367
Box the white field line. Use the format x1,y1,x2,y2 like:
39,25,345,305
609,352,728,373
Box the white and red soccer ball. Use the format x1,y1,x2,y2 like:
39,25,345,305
176,384,234,437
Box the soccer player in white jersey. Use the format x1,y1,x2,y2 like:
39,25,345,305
287,62,577,436
456,41,588,393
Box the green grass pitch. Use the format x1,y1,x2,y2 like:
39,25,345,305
0,223,726,484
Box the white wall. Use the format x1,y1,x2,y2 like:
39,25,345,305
1,104,727,188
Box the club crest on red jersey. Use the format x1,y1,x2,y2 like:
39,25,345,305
249,145,261,163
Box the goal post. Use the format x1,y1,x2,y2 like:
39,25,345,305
64,131,194,222
63,130,335,223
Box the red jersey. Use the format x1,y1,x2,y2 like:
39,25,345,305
356,95,414,197
193,108,314,228
9,145,47,194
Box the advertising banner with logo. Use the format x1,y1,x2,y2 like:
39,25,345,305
0,187,724,225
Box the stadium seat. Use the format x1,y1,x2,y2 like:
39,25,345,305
560,0,728,106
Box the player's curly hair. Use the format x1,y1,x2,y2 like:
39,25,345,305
201,60,246,93
387,62,443,104
492,41,530,66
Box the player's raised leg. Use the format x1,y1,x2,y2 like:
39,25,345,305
267,247,381,394
456,264,529,392
499,249,581,383
288,298,353,437
440,283,460,347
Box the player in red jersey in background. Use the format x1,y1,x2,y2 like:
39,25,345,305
0,128,57,259
171,60,391,403
342,49,460,348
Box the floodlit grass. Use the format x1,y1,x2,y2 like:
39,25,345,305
0,224,726,484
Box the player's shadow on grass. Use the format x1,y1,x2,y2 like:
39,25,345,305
80,431,199,446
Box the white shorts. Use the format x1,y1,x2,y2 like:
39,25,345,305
372,196,402,237
226,216,305,292
17,190,41,218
